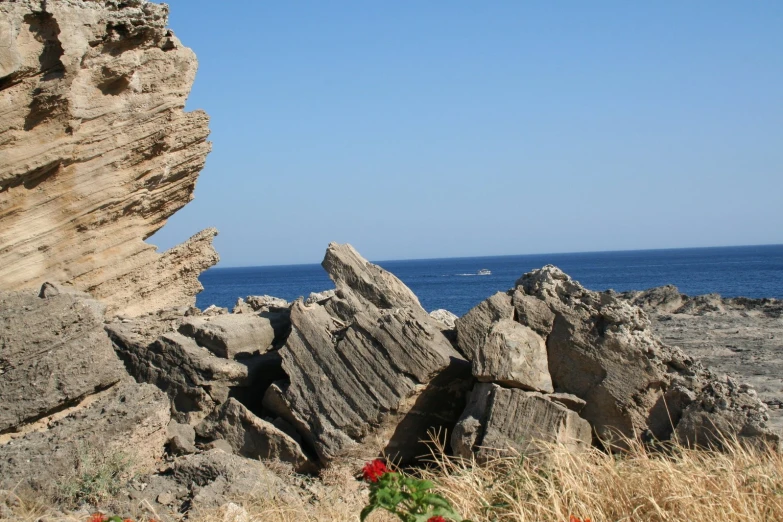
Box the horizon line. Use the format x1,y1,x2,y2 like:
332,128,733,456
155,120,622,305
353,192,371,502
207,241,783,271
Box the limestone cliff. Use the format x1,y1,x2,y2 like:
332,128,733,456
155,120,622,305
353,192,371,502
0,0,217,316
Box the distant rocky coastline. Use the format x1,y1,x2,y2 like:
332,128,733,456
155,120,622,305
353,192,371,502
1,1,781,520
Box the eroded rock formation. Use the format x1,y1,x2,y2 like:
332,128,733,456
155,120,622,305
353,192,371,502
0,0,217,316
451,264,779,457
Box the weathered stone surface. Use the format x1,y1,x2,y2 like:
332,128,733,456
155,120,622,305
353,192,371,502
322,242,422,310
272,243,470,463
621,285,685,314
0,381,170,493
471,318,553,392
675,377,780,451
196,398,313,472
429,309,458,329
619,286,783,432
107,320,258,424
454,291,514,359
179,314,277,359
0,0,217,317
513,265,779,448
123,448,286,519
0,288,125,432
304,290,335,306
167,420,197,456
246,295,290,310
452,383,591,460
511,288,555,336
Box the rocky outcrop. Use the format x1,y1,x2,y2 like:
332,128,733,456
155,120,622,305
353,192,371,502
619,286,783,432
0,287,126,432
179,313,279,359
0,0,217,317
510,266,778,449
453,383,591,460
196,398,314,472
0,381,170,494
268,243,471,464
107,315,275,424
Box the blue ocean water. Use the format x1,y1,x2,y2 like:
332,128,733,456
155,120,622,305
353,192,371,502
197,244,783,317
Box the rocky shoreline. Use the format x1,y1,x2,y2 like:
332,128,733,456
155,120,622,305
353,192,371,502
1,1,781,521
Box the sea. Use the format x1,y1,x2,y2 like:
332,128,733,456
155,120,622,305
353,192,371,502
197,244,783,317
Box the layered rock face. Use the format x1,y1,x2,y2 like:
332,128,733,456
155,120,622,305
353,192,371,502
451,265,779,457
0,287,170,495
269,243,471,463
0,0,217,316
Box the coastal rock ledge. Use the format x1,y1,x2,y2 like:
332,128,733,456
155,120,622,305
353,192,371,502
0,0,217,316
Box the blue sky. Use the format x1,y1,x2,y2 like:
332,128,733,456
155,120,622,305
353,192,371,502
152,1,782,267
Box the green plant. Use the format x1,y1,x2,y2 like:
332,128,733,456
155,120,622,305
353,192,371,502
360,459,470,522
56,444,134,507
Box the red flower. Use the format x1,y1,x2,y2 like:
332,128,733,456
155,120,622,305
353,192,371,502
361,458,389,482
427,517,448,522
88,514,108,522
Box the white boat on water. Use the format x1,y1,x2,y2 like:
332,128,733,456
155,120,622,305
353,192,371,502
477,268,492,276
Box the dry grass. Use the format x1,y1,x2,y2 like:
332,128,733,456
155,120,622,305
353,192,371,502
4,437,783,522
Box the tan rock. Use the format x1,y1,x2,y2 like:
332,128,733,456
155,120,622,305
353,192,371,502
0,288,126,432
272,243,471,464
473,319,553,392
196,398,314,472
0,0,216,317
452,383,592,460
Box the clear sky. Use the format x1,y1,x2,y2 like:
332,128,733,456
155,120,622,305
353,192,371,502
151,1,782,267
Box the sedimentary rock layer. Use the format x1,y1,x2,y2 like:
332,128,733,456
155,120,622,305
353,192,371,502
0,0,217,316
0,287,126,432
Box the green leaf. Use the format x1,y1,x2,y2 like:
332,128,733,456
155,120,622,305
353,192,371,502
360,504,376,521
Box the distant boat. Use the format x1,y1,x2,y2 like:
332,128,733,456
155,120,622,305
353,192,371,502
477,268,492,276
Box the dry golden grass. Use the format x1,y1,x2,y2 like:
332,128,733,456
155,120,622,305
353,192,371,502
4,436,783,522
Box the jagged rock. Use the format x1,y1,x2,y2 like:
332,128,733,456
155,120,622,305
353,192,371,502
203,305,230,316
511,288,556,336
122,449,286,519
167,420,197,456
429,309,458,329
454,292,552,392
196,398,313,472
0,0,217,317
675,378,779,450
513,265,779,449
452,383,592,460
321,243,422,310
272,243,471,463
232,298,253,314
107,321,261,424
304,290,335,306
620,285,685,313
470,318,553,393
0,288,125,432
179,314,277,359
246,295,290,310
0,381,170,493
548,392,588,413
455,291,514,359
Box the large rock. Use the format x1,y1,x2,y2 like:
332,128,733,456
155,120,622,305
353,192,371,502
107,320,261,424
512,265,779,449
0,0,217,317
0,381,170,494
179,314,278,359
270,243,471,464
456,293,552,392
196,398,314,472
452,383,592,460
0,288,126,432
